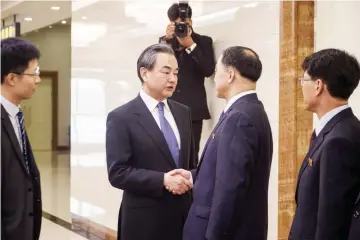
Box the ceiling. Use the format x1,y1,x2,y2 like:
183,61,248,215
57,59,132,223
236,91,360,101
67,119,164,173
1,0,71,34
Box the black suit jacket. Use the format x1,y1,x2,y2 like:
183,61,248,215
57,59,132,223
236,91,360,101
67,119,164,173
183,94,273,240
1,105,42,240
348,194,360,240
106,95,196,240
159,32,215,120
290,108,360,240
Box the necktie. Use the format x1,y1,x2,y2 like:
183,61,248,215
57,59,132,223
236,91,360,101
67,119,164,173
17,109,30,173
158,102,180,166
309,130,316,148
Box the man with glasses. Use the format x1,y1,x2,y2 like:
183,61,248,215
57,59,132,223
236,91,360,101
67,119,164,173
1,37,42,240
290,48,360,240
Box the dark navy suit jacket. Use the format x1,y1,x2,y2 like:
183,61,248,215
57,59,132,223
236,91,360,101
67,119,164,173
290,108,360,240
349,194,360,240
183,93,273,240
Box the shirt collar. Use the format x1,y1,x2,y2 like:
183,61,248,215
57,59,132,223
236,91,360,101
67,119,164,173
1,95,20,118
224,90,256,113
315,104,350,136
140,90,170,112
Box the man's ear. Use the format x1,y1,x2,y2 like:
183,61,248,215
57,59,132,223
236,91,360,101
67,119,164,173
140,67,148,82
4,73,17,86
228,68,235,84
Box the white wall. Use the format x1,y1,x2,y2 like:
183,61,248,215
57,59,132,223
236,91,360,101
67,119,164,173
314,1,360,127
71,1,279,239
22,24,71,147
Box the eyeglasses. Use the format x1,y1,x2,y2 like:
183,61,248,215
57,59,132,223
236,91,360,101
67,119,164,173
11,66,40,78
298,77,313,86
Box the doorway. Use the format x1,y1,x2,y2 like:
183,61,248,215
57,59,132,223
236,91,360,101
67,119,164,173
22,71,58,151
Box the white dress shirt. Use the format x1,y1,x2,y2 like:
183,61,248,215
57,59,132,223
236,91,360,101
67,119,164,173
1,96,23,151
223,90,256,113
314,104,350,136
140,90,181,148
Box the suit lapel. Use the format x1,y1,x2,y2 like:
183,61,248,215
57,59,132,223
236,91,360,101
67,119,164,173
168,101,187,169
133,96,176,168
196,111,228,174
196,93,259,174
355,193,360,206
295,108,354,201
1,105,30,176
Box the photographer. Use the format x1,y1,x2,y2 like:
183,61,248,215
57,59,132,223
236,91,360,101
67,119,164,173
159,2,215,163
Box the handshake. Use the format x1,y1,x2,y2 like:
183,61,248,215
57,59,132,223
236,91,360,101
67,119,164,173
163,169,193,195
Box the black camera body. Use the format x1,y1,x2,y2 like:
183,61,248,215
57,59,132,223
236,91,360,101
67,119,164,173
175,1,190,38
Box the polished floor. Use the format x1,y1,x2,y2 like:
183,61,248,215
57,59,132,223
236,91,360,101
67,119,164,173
40,218,87,240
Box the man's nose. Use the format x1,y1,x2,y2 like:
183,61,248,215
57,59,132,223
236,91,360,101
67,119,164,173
35,76,41,84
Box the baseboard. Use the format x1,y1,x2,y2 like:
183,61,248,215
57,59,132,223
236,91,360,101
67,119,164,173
42,211,117,240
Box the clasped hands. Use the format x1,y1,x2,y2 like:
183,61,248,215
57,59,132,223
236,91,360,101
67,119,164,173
164,169,193,195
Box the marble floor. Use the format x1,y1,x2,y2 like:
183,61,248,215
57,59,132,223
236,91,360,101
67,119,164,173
40,218,87,240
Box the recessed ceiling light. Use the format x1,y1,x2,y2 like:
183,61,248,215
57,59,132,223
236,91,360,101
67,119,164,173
24,17,32,21
82,16,87,20
49,26,53,28
61,20,66,24
51,6,60,10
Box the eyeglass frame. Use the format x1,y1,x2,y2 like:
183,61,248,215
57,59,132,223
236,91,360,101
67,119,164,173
298,77,314,86
10,66,41,78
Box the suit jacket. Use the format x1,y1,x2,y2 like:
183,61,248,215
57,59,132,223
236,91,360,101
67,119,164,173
1,105,42,240
106,95,197,240
183,93,273,240
348,194,360,240
289,108,360,240
159,32,215,120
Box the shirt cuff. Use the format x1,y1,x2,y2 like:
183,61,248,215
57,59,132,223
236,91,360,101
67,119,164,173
189,173,193,185
186,42,197,54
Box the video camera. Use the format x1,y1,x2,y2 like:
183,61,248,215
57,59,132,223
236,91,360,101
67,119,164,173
175,1,190,38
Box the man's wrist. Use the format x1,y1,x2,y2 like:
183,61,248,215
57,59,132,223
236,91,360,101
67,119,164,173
186,42,197,54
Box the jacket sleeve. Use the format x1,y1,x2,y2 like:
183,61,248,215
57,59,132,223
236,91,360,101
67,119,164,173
315,138,360,240
106,110,165,197
206,113,258,240
187,36,215,77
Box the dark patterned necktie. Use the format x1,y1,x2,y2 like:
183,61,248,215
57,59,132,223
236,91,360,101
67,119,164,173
17,109,30,173
309,130,316,148
158,102,180,167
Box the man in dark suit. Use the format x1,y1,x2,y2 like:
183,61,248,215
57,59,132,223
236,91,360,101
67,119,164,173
106,43,196,240
1,38,42,240
289,48,360,240
159,3,215,162
181,46,273,240
348,194,360,240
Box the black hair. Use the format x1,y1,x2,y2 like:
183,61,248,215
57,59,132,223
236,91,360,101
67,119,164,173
1,37,40,84
221,46,262,82
167,3,192,21
302,48,360,100
137,43,175,83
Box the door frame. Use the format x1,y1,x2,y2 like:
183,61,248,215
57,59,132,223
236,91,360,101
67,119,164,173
39,70,59,150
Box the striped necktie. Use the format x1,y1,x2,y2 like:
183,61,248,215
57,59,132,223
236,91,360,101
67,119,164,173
17,109,30,173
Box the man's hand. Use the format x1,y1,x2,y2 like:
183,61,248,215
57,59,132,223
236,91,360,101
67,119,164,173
177,34,194,48
170,168,192,182
165,22,175,40
164,169,193,195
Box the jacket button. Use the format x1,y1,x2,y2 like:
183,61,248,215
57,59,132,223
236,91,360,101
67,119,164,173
29,212,33,217
28,188,32,192
37,198,41,203
354,210,359,219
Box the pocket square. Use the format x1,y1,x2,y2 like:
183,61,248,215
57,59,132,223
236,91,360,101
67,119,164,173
212,133,215,139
